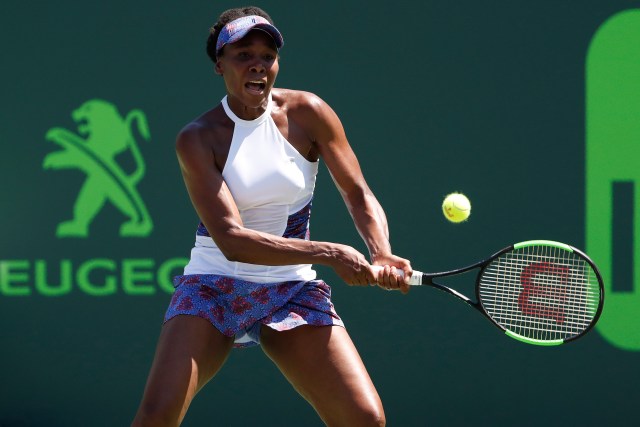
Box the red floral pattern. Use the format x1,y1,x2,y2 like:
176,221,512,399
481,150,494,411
164,275,343,348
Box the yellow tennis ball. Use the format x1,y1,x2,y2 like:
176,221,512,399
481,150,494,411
442,192,471,223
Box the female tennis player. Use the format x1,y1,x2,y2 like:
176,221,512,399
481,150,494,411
131,6,411,426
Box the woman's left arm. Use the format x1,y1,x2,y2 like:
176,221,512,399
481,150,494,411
299,93,412,292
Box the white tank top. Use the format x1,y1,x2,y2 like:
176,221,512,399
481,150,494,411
183,94,319,283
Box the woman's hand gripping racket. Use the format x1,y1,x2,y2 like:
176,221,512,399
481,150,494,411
374,240,604,346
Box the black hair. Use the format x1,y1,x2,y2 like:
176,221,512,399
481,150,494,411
206,6,275,63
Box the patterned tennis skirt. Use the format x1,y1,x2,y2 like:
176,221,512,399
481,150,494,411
164,274,344,348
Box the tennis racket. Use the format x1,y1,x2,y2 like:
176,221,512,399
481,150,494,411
374,240,604,345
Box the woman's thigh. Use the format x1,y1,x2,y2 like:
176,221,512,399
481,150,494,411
132,315,234,426
260,325,385,427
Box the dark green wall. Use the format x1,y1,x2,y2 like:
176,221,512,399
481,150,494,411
1,1,638,425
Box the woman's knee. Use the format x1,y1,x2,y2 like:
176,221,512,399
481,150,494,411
327,402,386,427
131,400,180,427
357,404,386,427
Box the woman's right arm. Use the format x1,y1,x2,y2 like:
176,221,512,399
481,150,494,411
175,125,376,286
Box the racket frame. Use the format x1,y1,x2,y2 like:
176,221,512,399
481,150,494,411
412,240,605,345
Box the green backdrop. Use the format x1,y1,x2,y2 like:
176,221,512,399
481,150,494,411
1,1,639,425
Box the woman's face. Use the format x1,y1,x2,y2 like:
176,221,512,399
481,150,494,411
216,29,280,117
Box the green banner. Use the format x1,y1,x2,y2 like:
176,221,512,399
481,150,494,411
1,1,638,426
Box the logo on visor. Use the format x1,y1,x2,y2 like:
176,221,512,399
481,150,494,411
42,99,153,238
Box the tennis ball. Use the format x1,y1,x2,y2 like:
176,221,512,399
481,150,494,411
442,192,471,223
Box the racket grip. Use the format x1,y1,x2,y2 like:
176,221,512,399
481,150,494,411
371,265,422,286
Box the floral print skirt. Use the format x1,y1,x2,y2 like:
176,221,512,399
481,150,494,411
164,274,344,348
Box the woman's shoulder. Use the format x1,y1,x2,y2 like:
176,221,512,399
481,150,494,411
176,105,232,153
272,88,330,118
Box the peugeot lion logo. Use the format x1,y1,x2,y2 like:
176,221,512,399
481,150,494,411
42,99,153,238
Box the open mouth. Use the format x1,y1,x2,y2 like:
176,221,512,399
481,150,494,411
77,121,90,136
73,116,90,136
245,80,266,94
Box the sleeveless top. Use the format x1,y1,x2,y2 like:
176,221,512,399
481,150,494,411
183,94,319,283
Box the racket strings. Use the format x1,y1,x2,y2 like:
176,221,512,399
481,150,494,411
478,245,600,341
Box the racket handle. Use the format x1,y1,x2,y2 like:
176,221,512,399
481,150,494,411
371,265,423,286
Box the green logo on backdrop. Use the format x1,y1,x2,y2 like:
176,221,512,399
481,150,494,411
587,9,640,351
1,100,187,297
42,99,153,237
